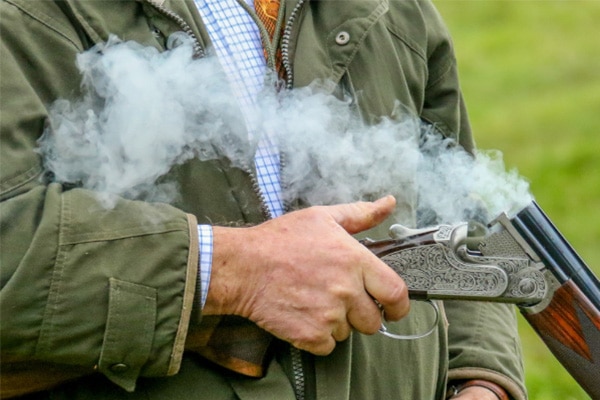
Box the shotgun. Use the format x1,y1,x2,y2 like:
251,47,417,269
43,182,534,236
363,200,600,398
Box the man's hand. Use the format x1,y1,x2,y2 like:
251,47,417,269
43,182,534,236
203,195,410,356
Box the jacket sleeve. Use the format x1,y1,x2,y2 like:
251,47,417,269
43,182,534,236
444,301,526,400
0,1,199,394
419,2,527,399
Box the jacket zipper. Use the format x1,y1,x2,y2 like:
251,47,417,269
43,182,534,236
281,3,309,399
145,0,272,220
291,347,306,400
145,0,205,58
281,0,307,90
246,163,275,220
279,0,308,215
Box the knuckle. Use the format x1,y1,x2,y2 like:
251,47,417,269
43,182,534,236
349,308,381,335
363,317,382,335
329,283,355,302
311,338,336,356
303,206,326,220
375,280,410,321
332,323,351,342
292,331,334,356
322,310,340,325
388,281,408,304
355,322,379,336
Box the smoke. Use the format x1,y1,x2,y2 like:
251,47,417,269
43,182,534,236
38,36,532,224
38,34,251,206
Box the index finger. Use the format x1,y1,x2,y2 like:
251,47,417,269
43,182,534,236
328,195,397,235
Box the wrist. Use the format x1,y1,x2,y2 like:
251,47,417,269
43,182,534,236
202,225,262,317
202,226,247,316
448,379,509,400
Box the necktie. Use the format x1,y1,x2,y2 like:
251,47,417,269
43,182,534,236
254,0,286,80
254,0,279,40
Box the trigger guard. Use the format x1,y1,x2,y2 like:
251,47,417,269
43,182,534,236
378,300,440,340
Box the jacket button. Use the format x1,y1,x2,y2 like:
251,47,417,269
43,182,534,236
335,31,351,45
110,363,129,373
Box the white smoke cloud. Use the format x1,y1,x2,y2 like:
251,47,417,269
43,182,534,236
37,36,532,224
38,34,250,206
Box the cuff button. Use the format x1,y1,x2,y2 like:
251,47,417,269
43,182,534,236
110,363,129,373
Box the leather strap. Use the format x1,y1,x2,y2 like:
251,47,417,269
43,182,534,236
449,379,509,400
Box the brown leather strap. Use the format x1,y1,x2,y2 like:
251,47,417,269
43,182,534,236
452,379,509,400
186,315,274,377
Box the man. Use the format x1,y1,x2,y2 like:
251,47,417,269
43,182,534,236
0,0,526,399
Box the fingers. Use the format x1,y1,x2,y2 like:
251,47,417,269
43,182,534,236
294,301,376,356
346,293,384,335
292,328,338,356
363,258,410,321
284,196,409,353
331,319,352,342
297,281,406,356
209,195,409,357
328,195,397,234
329,194,409,322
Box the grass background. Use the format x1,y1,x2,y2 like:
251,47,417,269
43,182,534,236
432,1,600,399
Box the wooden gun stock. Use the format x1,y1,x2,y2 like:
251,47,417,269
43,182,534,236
521,279,600,399
186,315,273,378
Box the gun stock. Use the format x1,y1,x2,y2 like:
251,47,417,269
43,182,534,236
511,202,600,398
186,315,273,378
521,279,600,398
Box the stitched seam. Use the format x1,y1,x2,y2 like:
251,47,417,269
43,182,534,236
4,0,83,50
60,226,188,246
167,213,199,375
426,56,454,90
0,164,43,199
385,24,427,64
35,190,70,358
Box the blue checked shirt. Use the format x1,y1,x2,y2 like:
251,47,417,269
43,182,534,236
195,0,284,307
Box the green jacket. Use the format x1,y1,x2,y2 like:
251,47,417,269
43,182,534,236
0,0,526,399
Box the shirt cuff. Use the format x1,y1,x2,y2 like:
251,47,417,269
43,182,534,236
197,224,213,309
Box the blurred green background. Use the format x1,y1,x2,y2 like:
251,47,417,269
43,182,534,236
432,1,600,399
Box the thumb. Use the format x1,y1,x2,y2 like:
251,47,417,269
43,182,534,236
329,195,396,234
